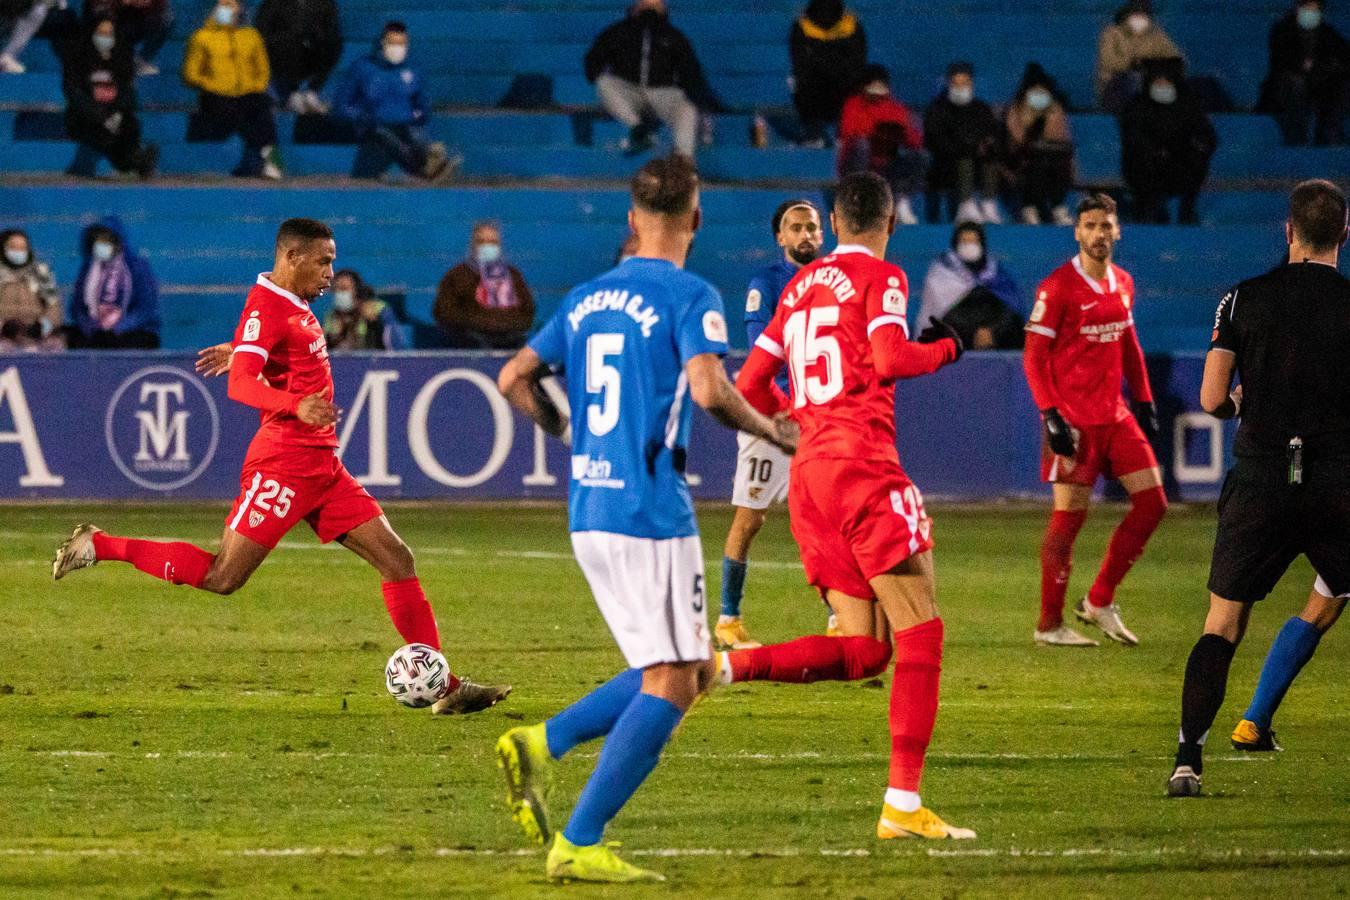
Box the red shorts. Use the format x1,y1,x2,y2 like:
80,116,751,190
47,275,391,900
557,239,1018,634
1041,415,1158,486
788,457,935,601
225,451,383,550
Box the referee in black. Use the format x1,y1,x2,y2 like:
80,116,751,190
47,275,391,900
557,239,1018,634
1168,179,1350,798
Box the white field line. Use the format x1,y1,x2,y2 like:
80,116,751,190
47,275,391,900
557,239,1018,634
0,845,1345,863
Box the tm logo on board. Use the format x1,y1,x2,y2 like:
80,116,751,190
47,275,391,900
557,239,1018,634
104,366,220,491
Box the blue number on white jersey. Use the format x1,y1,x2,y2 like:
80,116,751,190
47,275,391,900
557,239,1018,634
530,257,729,539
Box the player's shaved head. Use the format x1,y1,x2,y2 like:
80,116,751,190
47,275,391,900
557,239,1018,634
832,172,894,235
1289,179,1348,253
631,155,700,216
276,218,334,253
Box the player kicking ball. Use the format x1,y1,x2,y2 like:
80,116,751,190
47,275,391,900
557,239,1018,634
52,218,509,716
717,197,825,650
1023,193,1167,648
494,156,797,883
730,171,974,841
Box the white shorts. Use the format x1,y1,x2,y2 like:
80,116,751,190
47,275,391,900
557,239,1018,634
731,432,791,510
571,531,712,669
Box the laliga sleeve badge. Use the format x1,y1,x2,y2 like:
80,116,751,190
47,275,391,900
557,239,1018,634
242,314,261,342
745,288,762,313
882,277,906,315
1030,297,1048,323
703,310,729,343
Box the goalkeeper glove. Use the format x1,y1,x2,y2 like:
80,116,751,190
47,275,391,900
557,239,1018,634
1041,408,1076,457
917,316,964,360
1132,400,1160,438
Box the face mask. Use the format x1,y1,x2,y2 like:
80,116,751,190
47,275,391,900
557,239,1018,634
332,289,355,312
92,34,115,54
1149,82,1177,104
475,243,502,265
1298,6,1322,29
1026,88,1052,112
956,242,983,264
213,5,236,26
1126,13,1150,35
383,43,408,65
4,248,29,267
92,240,116,262
948,85,973,106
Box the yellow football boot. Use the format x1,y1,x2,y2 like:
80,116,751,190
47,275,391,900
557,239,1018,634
545,833,665,883
495,723,554,845
1231,718,1282,751
876,803,977,840
713,616,762,650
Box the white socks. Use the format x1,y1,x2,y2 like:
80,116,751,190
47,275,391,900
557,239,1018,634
884,787,922,813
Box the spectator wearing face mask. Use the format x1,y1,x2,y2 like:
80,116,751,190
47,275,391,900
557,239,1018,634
83,0,174,77
789,0,867,147
335,20,455,182
433,221,536,350
924,61,1004,224
182,0,282,179
1095,0,1184,113
0,229,64,351
584,0,722,158
323,269,409,351
255,0,341,115
66,216,160,349
1004,63,1075,226
917,220,1024,350
1259,0,1350,145
837,63,925,225
1120,60,1217,225
62,16,158,178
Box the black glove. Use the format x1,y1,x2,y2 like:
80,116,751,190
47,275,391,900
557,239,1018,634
917,316,964,360
1041,407,1076,457
1132,400,1160,438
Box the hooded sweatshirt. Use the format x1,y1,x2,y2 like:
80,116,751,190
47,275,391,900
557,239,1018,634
66,216,160,338
335,38,430,128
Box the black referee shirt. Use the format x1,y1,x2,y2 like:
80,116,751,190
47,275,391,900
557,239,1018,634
1210,261,1350,460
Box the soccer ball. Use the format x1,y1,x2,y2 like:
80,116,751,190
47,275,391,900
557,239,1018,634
385,643,450,708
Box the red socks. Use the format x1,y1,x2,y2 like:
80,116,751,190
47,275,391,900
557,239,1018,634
1038,509,1087,631
1088,486,1167,608
92,532,213,588
382,577,442,650
889,617,943,792
728,634,892,683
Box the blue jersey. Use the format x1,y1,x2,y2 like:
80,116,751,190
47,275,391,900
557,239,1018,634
530,257,730,539
744,257,797,392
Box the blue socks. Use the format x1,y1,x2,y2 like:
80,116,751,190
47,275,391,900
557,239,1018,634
721,556,747,617
563,692,683,847
1244,616,1322,729
545,668,642,760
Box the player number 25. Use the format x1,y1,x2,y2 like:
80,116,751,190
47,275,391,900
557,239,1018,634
585,332,625,437
252,478,295,518
783,307,843,407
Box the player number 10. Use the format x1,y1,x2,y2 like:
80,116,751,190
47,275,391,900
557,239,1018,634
783,307,843,407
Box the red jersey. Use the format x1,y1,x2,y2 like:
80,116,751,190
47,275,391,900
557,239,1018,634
232,274,337,455
754,246,914,466
1024,255,1151,427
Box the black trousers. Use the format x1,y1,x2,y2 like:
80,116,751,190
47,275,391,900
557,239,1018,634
64,106,142,172
1264,70,1350,146
1012,144,1073,213
189,92,277,173
67,328,160,349
1125,146,1213,223
264,30,341,96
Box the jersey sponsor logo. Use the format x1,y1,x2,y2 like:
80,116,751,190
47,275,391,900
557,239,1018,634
104,366,221,491
703,310,728,343
785,264,857,307
242,315,261,342
745,288,762,313
308,336,327,355
567,289,661,337
1030,298,1047,323
571,453,624,489
1078,319,1129,342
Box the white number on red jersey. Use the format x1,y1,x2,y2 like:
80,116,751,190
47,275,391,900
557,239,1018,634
783,307,843,408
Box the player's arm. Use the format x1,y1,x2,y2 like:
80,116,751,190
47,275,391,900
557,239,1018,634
227,351,337,427
1202,287,1242,419
1121,324,1160,436
734,317,791,415
497,346,570,442
871,317,961,380
1022,284,1077,455
688,353,797,455
742,275,773,349
195,342,234,377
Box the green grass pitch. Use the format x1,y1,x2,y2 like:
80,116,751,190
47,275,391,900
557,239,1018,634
1,501,1347,898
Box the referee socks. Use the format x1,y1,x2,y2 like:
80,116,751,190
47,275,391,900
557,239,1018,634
1176,633,1237,772
1244,616,1322,730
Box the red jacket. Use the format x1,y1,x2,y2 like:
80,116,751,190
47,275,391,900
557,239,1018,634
837,92,923,175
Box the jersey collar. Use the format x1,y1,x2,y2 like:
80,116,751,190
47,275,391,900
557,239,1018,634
832,244,875,258
1072,254,1116,294
257,273,309,311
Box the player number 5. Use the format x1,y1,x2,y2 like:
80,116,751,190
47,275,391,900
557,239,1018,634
784,307,843,407
585,332,625,437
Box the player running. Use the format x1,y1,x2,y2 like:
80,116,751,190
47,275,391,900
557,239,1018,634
1023,193,1167,648
728,171,974,841
493,156,797,883
716,197,825,651
51,218,509,716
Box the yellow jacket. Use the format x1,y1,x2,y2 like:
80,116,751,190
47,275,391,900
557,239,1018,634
182,21,270,97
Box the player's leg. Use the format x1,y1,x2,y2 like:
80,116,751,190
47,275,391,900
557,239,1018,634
869,551,974,840
717,505,766,649
719,588,892,684
53,518,270,594
1035,481,1098,645
1233,579,1345,750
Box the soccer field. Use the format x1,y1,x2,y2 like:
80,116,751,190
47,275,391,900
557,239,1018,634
2,501,1347,898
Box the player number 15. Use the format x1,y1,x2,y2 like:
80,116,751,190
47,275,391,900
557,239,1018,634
784,307,843,407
